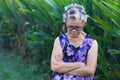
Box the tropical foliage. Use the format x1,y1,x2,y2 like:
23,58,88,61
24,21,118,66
0,0,120,80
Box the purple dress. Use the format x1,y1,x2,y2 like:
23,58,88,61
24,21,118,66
52,34,94,80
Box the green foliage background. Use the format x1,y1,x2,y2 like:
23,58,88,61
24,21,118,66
0,0,120,80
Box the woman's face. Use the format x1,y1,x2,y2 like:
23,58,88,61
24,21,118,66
66,19,84,38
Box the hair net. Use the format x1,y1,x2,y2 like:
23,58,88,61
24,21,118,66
63,4,88,23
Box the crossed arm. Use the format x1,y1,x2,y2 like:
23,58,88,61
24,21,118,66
51,37,98,76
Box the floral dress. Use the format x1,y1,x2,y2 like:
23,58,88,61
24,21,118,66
52,34,94,80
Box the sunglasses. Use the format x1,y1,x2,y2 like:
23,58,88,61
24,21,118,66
68,26,83,31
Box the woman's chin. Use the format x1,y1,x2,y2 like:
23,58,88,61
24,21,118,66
70,34,79,38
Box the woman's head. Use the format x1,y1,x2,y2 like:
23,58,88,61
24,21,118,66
66,18,84,38
63,4,87,38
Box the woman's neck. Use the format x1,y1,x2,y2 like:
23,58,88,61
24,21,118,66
67,31,86,41
69,34,83,42
66,31,86,47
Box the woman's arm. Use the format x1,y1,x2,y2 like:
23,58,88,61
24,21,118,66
51,37,85,73
67,40,98,76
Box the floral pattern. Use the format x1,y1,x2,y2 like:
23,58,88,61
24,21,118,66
52,34,94,80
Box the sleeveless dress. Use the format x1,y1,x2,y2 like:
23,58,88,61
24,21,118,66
52,34,94,80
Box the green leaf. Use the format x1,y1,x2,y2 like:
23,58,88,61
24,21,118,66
93,18,115,33
108,49,120,54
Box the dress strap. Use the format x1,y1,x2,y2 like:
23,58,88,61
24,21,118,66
84,34,94,57
59,34,68,50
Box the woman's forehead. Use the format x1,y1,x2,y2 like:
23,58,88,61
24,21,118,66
66,19,82,26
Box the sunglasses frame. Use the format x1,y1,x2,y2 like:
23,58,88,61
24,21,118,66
67,25,83,31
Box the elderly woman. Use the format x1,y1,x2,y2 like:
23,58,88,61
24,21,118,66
51,4,98,80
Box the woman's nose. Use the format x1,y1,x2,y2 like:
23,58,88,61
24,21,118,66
71,29,77,31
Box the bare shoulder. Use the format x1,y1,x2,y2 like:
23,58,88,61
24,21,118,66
87,39,98,66
92,39,98,48
93,39,98,46
54,37,60,45
52,36,62,55
88,39,98,54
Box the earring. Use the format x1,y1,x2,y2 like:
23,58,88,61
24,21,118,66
63,13,67,23
80,15,85,21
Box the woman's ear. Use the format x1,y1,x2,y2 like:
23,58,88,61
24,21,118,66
81,21,86,27
84,15,88,23
61,23,67,34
